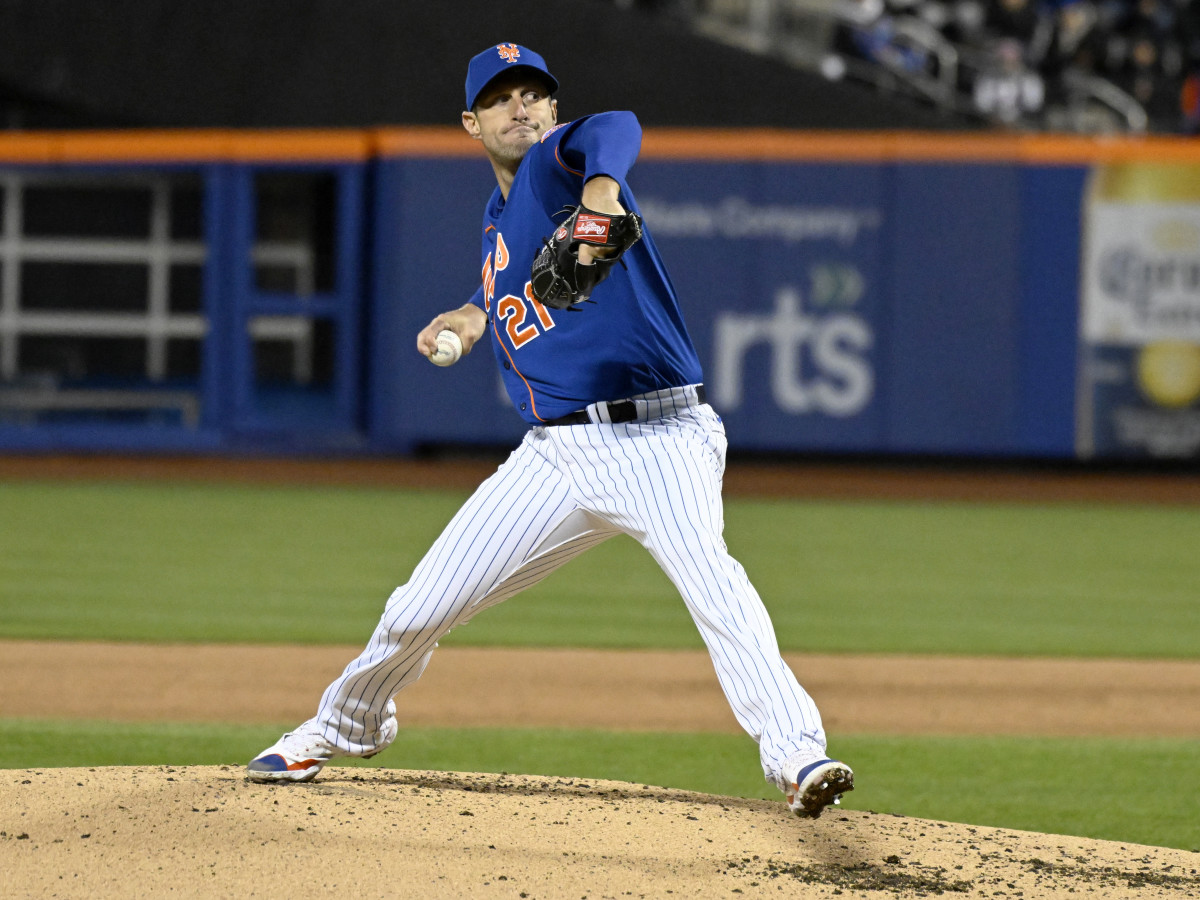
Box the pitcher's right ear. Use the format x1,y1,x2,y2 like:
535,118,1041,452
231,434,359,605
462,111,482,140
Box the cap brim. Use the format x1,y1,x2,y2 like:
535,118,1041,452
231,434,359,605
469,66,559,109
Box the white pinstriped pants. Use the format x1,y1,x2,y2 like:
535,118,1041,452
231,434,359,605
312,385,826,781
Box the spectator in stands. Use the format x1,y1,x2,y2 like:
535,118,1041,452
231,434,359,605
939,0,991,47
972,35,1047,121
1113,22,1188,126
1088,0,1190,129
1182,69,1200,133
850,13,935,73
1180,0,1200,64
627,0,1200,132
1040,0,1100,77
984,0,1057,61
1182,0,1200,131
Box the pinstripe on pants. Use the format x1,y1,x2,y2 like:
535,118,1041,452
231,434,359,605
312,387,826,782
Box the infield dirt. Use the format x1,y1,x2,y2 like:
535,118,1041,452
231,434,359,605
2,454,1199,898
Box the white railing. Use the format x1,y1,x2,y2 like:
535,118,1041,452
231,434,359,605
0,172,318,416
664,0,1153,133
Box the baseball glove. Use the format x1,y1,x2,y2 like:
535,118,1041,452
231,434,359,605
530,205,643,310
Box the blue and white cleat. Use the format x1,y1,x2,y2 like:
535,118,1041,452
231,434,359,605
246,721,342,783
777,753,855,819
246,709,398,784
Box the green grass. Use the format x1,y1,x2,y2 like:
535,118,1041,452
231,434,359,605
3,719,1197,852
2,480,1198,658
3,478,1198,853
1,481,436,643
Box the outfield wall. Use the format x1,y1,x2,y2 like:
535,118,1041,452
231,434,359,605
1,130,1198,461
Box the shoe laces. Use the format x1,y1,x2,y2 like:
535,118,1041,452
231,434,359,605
279,721,336,756
777,749,830,791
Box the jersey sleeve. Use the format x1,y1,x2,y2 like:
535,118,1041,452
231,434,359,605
555,111,643,185
467,282,485,310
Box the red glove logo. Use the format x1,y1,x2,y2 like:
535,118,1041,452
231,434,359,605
572,214,610,243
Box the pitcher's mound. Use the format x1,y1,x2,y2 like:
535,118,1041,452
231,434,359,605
2,766,1196,898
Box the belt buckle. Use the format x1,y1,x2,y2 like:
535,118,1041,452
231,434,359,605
606,399,637,424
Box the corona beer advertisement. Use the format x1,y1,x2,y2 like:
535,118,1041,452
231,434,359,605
1078,163,1200,459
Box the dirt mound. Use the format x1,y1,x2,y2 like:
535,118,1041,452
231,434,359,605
3,766,1197,899
4,459,1198,897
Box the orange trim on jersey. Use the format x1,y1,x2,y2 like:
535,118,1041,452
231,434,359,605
491,316,545,422
482,252,495,305
555,145,584,176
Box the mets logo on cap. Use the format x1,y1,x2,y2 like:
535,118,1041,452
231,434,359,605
466,42,558,110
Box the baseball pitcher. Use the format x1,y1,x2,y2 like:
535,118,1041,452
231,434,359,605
247,42,853,819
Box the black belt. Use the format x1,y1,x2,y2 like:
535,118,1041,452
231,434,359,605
543,385,706,427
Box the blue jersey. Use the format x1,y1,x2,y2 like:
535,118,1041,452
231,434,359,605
471,111,703,424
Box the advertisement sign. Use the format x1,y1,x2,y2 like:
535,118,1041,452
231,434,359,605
368,154,1077,459
634,160,887,451
1077,163,1200,458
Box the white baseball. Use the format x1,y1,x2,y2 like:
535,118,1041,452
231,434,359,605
429,329,462,367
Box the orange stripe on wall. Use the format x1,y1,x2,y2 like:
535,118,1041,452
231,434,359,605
371,128,1200,165
0,129,372,164
372,127,1200,165
226,130,372,162
637,130,1200,164
372,127,481,157
0,127,1198,165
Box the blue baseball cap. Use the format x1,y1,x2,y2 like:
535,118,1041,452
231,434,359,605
465,43,558,110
